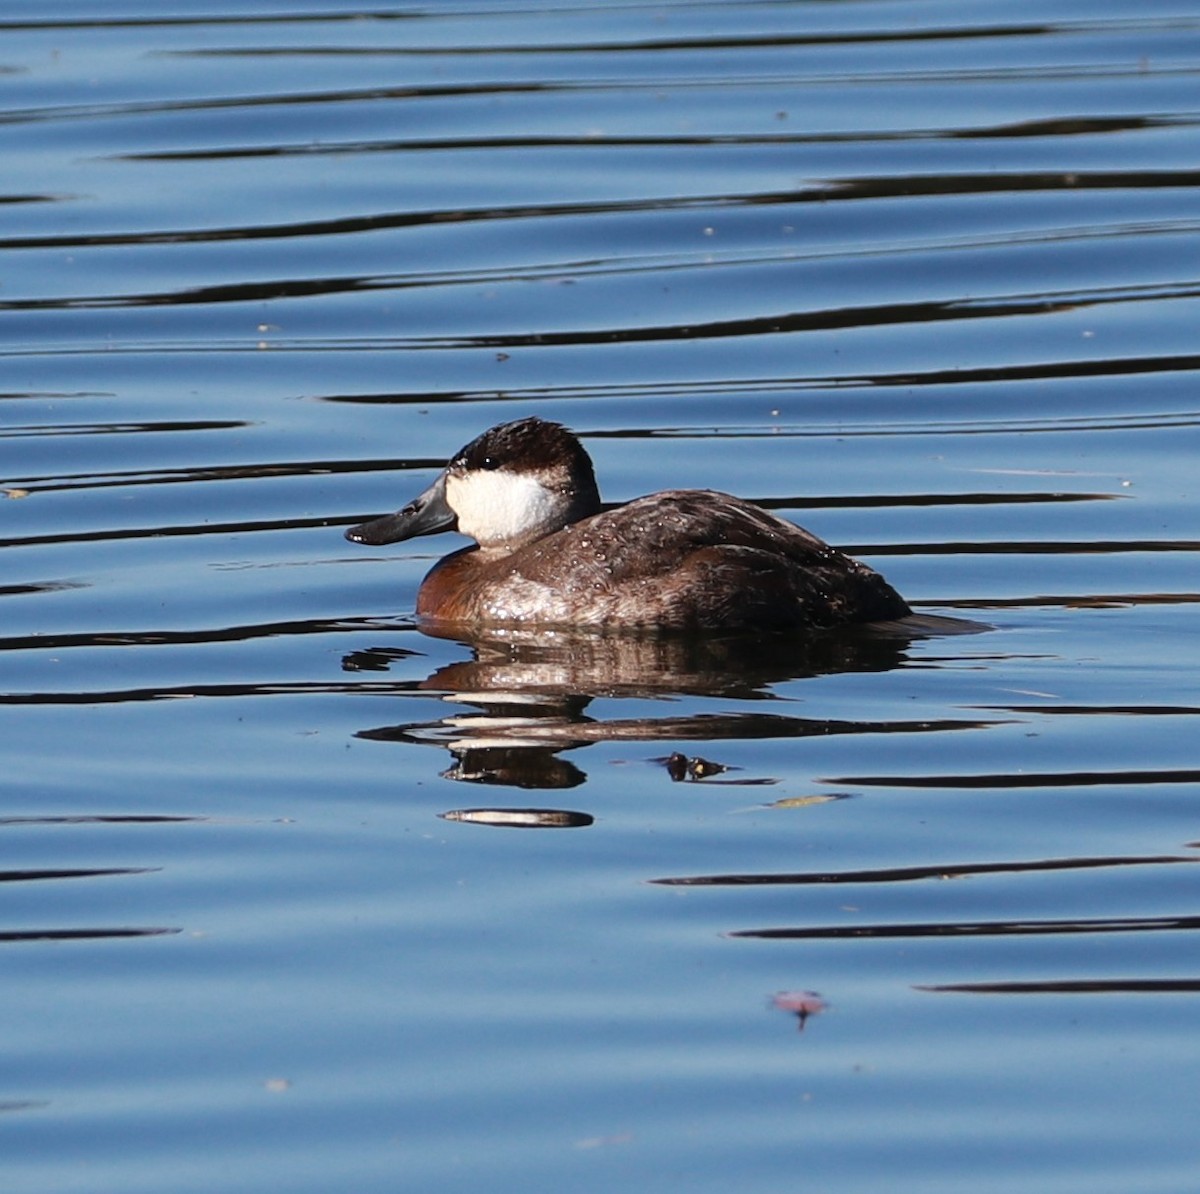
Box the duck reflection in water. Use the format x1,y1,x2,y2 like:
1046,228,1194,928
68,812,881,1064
344,418,981,789
345,621,987,790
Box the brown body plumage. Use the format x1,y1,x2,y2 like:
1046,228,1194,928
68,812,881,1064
347,418,910,631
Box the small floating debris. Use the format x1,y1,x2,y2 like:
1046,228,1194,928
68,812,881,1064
575,1131,633,1150
664,751,729,781
439,808,593,829
771,990,828,1031
765,793,853,810
659,752,776,786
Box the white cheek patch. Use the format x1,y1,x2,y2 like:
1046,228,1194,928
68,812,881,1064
447,470,560,546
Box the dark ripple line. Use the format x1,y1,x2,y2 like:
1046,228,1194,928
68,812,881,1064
5,62,1197,130
917,978,1200,994
3,171,1198,251
0,193,64,204
0,79,563,129
383,284,1200,350
8,3,824,33
0,815,202,826
0,868,157,883
0,680,426,706
859,539,1200,556
825,768,1200,789
275,352,1200,396
8,257,1198,321
6,457,408,494
0,420,243,438
977,704,1200,716
0,581,85,598
0,193,705,248
0,927,180,943
135,280,1200,349
10,287,1196,379
0,616,415,654
0,513,337,550
926,592,1200,609
321,355,1200,406
118,114,1195,162
1,10,448,30
114,112,1200,163
170,23,1063,58
5,342,1199,387
37,217,1188,320
730,914,1200,941
5,9,1194,35
860,353,1200,391
0,390,113,401
652,854,1199,886
607,412,1199,438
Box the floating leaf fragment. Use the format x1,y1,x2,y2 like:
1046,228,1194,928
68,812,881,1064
766,793,853,809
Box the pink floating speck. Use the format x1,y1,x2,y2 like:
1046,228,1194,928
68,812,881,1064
771,990,828,1031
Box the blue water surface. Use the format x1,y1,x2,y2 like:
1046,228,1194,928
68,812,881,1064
2,3,1199,1191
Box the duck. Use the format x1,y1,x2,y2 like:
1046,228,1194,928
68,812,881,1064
345,417,910,631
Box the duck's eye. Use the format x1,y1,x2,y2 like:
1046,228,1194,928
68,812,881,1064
455,444,502,471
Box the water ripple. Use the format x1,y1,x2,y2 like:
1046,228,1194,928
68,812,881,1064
2,5,1198,1190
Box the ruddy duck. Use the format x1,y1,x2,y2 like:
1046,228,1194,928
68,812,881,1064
345,417,910,630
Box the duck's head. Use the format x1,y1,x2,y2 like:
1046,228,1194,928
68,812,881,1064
345,417,602,551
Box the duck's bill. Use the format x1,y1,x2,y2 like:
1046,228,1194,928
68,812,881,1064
345,473,457,545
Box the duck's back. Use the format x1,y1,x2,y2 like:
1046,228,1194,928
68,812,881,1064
418,490,910,630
